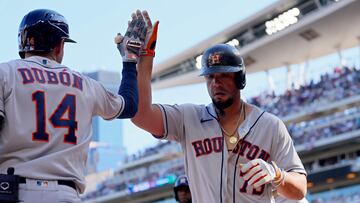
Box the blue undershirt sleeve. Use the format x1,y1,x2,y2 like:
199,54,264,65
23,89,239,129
117,62,138,118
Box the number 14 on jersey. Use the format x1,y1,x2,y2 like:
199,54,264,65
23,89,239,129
32,91,78,144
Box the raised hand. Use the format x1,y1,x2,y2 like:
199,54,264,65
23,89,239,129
115,10,147,62
140,10,159,57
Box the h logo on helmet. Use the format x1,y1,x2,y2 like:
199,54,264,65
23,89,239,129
208,52,221,66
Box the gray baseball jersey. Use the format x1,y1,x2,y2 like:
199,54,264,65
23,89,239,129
0,56,125,193
156,102,306,203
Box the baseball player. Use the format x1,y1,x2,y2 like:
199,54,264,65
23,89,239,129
174,175,192,203
131,11,307,203
0,9,146,203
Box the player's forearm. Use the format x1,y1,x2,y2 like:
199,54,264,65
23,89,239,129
133,56,153,117
131,56,164,135
277,172,307,200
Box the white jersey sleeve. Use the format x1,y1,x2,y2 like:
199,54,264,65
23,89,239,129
155,103,186,142
0,63,10,118
271,117,306,174
87,78,124,120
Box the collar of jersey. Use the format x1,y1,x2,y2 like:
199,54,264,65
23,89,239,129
205,103,264,138
24,56,67,69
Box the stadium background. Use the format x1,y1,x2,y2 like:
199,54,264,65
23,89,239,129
82,0,360,202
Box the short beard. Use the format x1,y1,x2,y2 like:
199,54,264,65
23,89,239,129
212,98,233,116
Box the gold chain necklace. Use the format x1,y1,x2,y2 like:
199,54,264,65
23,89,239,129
219,102,245,144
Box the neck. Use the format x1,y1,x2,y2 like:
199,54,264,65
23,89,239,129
217,97,246,147
25,53,57,61
216,97,243,120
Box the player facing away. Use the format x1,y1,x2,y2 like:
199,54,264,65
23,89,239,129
0,9,145,203
131,11,307,203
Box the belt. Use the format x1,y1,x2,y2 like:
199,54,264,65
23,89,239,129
19,177,76,190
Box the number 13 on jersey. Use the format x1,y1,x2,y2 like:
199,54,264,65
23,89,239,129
239,169,265,195
32,91,78,144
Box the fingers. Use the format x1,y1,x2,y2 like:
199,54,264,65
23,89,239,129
129,10,145,39
247,168,271,188
252,173,271,188
120,9,158,57
125,9,157,38
242,163,261,181
125,13,137,37
114,33,124,44
135,10,146,40
239,159,274,188
240,159,260,174
139,24,147,42
136,9,143,20
241,162,268,188
142,10,153,29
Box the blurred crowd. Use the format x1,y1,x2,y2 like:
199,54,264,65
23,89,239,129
303,149,360,173
289,107,360,146
82,66,360,201
311,193,360,203
81,141,184,201
309,184,360,203
248,66,360,117
123,140,178,163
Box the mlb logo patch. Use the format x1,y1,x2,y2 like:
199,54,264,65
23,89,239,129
36,180,49,187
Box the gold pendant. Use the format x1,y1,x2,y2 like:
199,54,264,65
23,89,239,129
229,136,238,144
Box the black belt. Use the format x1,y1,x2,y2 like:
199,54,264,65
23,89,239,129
19,177,76,190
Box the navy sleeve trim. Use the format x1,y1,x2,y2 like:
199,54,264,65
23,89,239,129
0,113,4,130
152,104,169,139
105,96,125,120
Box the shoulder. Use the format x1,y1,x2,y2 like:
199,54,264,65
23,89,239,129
0,59,19,77
250,106,292,145
263,111,283,126
181,103,206,110
0,59,21,69
263,111,290,138
158,103,205,111
72,71,101,87
250,105,285,130
157,103,208,117
159,103,204,108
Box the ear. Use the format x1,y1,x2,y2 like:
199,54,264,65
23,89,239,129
54,39,65,54
53,39,65,63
